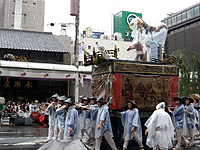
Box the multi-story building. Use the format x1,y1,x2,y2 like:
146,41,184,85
162,2,200,57
0,0,45,31
0,27,91,102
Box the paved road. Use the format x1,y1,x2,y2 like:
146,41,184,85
0,126,48,150
0,126,200,150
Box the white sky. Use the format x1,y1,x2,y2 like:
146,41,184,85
44,0,200,39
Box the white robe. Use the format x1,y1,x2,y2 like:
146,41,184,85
145,109,174,149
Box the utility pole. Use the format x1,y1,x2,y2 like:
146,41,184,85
70,0,80,102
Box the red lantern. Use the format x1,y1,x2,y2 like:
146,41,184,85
44,73,49,78
21,72,26,77
66,74,70,78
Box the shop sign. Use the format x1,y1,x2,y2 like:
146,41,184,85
2,79,34,89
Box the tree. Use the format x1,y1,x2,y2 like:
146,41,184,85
171,49,200,96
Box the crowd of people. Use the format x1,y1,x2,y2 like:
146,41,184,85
0,98,52,125
0,94,200,150
42,93,200,150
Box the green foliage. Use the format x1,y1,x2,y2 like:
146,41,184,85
171,49,200,96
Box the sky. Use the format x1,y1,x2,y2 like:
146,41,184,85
44,0,200,39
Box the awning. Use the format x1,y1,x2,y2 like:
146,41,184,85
0,60,92,81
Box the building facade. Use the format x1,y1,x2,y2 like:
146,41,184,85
0,28,92,102
0,0,45,31
162,2,200,58
0,28,69,64
79,37,132,65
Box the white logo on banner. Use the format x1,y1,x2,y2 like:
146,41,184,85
127,14,137,25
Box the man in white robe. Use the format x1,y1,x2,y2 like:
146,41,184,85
145,102,174,150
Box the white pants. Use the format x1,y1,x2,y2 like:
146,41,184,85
53,126,59,140
187,127,194,144
123,132,143,149
175,128,189,148
58,127,65,141
95,131,117,150
47,124,54,141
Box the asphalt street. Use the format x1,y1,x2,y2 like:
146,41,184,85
0,126,47,150
0,126,200,150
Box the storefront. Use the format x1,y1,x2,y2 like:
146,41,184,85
0,60,92,102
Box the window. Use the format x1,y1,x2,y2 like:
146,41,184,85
168,18,172,26
187,9,193,19
182,12,186,21
172,16,176,25
177,14,181,23
194,6,199,16
79,61,83,66
164,20,168,26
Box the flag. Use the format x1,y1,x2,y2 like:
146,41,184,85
80,74,84,87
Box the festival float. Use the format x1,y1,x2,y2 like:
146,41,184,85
83,15,182,111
